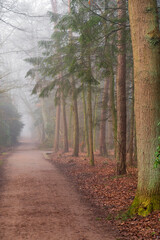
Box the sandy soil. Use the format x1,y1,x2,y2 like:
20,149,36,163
0,141,116,240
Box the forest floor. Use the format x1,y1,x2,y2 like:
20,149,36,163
48,150,160,240
0,141,117,240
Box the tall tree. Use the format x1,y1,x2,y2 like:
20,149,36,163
50,0,62,152
128,0,160,216
116,0,127,175
69,0,80,156
99,78,109,156
99,0,110,157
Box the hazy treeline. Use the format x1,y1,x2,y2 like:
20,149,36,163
0,0,52,146
25,0,134,168
0,94,23,147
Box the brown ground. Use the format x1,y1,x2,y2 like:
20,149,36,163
0,141,117,240
49,151,160,240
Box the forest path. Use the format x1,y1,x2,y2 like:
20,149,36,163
0,141,116,240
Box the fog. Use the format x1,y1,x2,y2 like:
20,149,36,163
0,0,64,140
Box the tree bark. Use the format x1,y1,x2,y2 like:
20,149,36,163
93,92,99,152
88,82,94,166
128,0,160,216
128,97,134,166
106,105,114,151
68,104,73,148
116,0,127,175
109,62,117,156
82,87,89,155
68,0,79,157
133,120,137,163
62,95,69,153
54,102,61,152
87,45,94,166
72,79,79,157
41,99,49,143
99,78,109,156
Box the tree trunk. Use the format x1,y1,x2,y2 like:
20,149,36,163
54,102,61,152
82,87,89,155
87,44,94,166
72,79,79,157
50,0,57,13
99,78,109,156
93,92,99,152
110,64,117,156
106,108,114,151
88,83,94,166
68,0,79,157
128,0,160,216
101,0,114,155
128,97,134,166
116,0,127,175
62,96,69,153
133,120,137,163
41,99,49,143
68,104,73,148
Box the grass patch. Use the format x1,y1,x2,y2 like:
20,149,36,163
2,152,7,155
95,217,102,221
106,214,113,220
115,211,132,221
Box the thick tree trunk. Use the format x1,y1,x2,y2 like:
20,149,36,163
54,102,61,152
62,96,69,153
128,0,160,216
99,78,109,156
116,0,127,175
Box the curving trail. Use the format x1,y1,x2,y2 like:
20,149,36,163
0,141,116,240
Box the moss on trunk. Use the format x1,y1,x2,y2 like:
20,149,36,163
129,195,160,217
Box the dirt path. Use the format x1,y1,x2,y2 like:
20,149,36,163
0,142,116,240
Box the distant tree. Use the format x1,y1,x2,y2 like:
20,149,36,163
0,94,23,146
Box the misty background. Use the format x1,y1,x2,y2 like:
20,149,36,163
0,0,64,139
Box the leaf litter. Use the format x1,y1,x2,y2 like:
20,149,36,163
50,151,160,240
